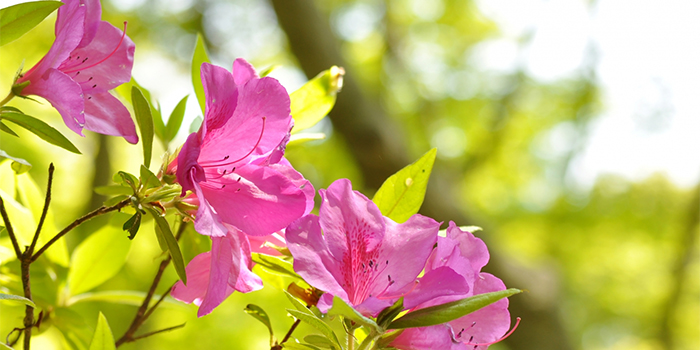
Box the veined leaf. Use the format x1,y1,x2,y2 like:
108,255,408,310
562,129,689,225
0,112,80,153
372,148,436,223
252,253,300,279
165,95,189,144
244,304,274,347
388,288,521,329
327,296,380,332
132,86,154,167
286,310,342,350
290,66,344,134
191,34,210,115
67,214,133,295
146,207,187,284
88,313,116,350
139,164,161,189
0,292,36,308
0,1,63,46
0,149,30,173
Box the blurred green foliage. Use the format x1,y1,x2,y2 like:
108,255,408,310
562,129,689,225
0,0,697,349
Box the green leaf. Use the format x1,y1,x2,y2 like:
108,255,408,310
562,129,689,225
286,310,342,350
145,207,187,284
375,298,404,329
290,66,344,134
327,296,380,332
0,1,63,46
114,171,139,192
285,290,310,313
388,288,522,329
0,121,18,136
0,112,80,153
0,292,36,308
132,86,154,167
122,212,141,240
191,34,210,115
244,304,274,347
304,335,334,349
104,194,129,207
88,312,116,350
152,101,165,144
144,185,181,203
94,185,132,196
252,253,301,279
140,164,161,189
68,215,133,295
0,149,30,173
372,148,437,223
189,116,202,133
282,342,322,350
165,95,188,143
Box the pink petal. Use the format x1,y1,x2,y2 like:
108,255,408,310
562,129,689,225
369,214,440,298
198,235,235,317
176,133,205,194
199,74,292,166
319,178,385,259
199,165,308,236
286,215,348,301
232,58,257,85
61,21,135,93
403,266,470,310
20,0,84,81
21,69,85,135
446,222,490,273
192,180,229,237
227,228,263,293
75,0,102,48
450,273,511,349
390,325,467,350
83,91,137,143
171,252,212,305
200,62,238,132
269,161,315,215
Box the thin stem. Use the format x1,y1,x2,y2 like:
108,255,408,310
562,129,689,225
280,319,301,344
28,163,54,254
129,323,186,342
142,281,176,322
31,198,131,262
0,91,14,106
20,252,32,350
115,221,187,347
0,196,22,258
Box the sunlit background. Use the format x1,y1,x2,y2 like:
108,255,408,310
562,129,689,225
1,0,698,349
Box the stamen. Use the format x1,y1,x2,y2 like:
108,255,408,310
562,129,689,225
463,317,521,347
376,279,419,300
64,22,129,74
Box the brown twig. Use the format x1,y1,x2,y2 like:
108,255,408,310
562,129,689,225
0,196,21,258
129,323,186,342
28,163,54,254
115,221,187,347
280,319,301,344
31,198,131,262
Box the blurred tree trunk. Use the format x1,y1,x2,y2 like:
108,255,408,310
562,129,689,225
270,0,574,349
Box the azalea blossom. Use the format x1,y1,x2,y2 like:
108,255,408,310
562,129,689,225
14,0,137,143
286,178,440,316
173,60,314,239
171,227,262,317
170,59,313,316
390,223,514,350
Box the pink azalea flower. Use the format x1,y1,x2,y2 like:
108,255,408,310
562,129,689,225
286,178,441,316
14,0,137,143
174,59,314,239
390,222,515,350
171,227,262,317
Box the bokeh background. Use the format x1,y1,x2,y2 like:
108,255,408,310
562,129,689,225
1,0,698,349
